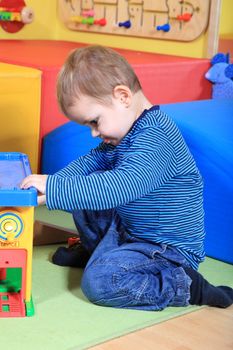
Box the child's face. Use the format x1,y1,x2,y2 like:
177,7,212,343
67,93,136,146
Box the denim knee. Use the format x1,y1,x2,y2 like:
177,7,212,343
81,250,192,310
81,262,117,305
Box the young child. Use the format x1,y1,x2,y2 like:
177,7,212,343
21,45,233,311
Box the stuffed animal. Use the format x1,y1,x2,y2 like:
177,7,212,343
205,53,233,99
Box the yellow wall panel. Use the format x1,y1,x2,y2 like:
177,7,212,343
219,0,233,35
0,0,232,58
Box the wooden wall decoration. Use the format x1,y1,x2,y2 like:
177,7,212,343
58,0,212,42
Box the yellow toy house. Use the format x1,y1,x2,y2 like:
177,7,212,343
0,152,37,317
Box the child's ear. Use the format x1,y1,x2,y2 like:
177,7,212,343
113,85,132,107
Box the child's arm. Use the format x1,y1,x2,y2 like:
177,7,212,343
20,143,109,204
46,127,176,211
53,143,108,178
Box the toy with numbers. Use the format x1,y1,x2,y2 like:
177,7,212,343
58,0,210,41
0,0,34,33
0,152,37,317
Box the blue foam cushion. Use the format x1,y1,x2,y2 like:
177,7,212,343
41,121,100,175
161,99,233,264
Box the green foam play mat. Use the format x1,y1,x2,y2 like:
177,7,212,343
1,245,233,350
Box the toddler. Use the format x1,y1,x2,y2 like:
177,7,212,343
21,45,233,311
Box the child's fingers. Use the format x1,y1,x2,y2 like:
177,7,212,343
20,174,48,194
20,175,39,189
20,175,34,188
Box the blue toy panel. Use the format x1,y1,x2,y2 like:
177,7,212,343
41,121,100,175
41,100,233,264
161,99,233,264
0,152,37,206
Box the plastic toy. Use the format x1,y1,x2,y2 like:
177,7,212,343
0,0,34,33
156,23,171,32
0,152,37,317
81,9,95,17
94,18,106,26
118,20,131,29
177,13,192,22
70,16,106,26
205,53,233,99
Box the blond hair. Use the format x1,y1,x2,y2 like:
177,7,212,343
57,45,142,117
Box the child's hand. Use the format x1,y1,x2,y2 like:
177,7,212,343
20,174,48,195
38,194,46,206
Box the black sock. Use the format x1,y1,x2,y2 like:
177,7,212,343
184,266,233,308
52,244,90,268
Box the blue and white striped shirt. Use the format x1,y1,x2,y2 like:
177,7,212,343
46,106,205,269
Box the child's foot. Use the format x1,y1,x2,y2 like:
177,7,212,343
184,266,233,308
52,237,90,268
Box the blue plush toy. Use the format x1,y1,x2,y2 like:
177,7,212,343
205,53,233,99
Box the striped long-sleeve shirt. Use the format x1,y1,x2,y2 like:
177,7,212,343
46,105,205,269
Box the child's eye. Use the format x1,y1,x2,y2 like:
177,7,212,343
90,119,98,126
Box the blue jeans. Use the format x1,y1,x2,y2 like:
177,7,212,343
73,209,192,311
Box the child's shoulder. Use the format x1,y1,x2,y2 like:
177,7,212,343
136,105,173,130
132,106,182,146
